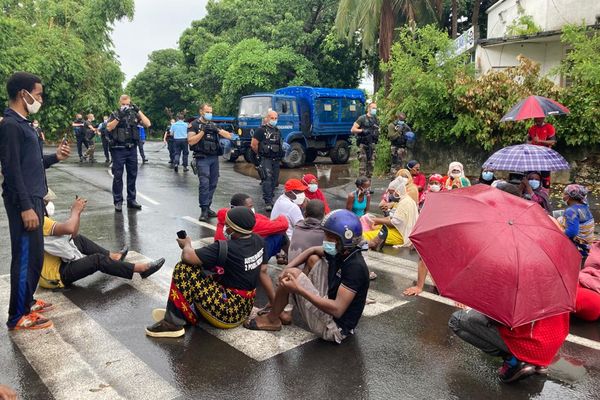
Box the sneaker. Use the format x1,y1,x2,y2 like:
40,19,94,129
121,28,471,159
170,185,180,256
498,360,536,383
183,167,189,172
30,299,54,313
9,312,53,331
265,204,273,212
145,319,185,338
143,159,149,164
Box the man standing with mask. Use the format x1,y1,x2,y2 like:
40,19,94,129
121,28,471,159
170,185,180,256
351,103,379,179
387,112,412,176
251,110,284,211
188,103,233,222
0,72,70,330
106,95,151,212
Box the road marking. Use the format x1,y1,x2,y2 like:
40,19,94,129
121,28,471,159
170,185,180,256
182,216,217,231
0,278,180,400
106,168,160,206
362,290,409,317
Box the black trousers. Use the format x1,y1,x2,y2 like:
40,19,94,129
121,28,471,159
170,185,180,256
173,139,189,167
111,146,138,204
4,196,45,327
76,134,89,158
261,157,280,205
59,234,135,285
101,135,111,161
138,141,147,161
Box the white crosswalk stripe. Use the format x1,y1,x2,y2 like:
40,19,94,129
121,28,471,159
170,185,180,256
0,278,180,400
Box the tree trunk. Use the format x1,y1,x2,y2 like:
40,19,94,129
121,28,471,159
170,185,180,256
472,0,481,40
451,0,458,38
379,0,394,95
434,0,444,24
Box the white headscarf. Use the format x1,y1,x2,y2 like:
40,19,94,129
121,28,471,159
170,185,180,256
390,182,418,247
388,177,407,193
448,161,465,177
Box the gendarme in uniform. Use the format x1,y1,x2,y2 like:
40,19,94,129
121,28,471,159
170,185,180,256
255,122,284,208
354,111,379,178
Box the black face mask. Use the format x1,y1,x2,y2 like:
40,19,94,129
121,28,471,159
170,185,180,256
390,194,401,202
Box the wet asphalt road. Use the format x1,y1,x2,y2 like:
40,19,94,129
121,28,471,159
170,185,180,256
0,142,600,400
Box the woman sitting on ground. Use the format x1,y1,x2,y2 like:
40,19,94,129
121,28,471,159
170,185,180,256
419,174,444,209
444,161,471,190
478,168,496,186
574,242,600,322
406,160,426,203
558,184,595,259
363,179,419,251
302,173,331,214
520,171,551,213
346,176,371,217
395,168,419,204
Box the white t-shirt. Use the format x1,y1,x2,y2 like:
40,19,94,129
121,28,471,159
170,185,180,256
271,194,304,239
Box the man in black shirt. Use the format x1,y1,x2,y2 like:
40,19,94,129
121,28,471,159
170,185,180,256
0,71,70,330
97,115,111,164
72,113,87,162
251,110,284,211
146,207,267,338
245,209,369,343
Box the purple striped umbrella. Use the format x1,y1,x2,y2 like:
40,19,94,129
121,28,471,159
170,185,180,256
483,144,569,172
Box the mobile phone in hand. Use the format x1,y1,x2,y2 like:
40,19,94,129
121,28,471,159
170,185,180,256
177,230,187,239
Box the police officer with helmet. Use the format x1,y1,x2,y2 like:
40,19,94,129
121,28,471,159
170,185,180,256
188,103,233,222
351,102,379,179
106,94,151,212
251,110,284,211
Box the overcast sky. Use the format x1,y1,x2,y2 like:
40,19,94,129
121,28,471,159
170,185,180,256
111,0,209,83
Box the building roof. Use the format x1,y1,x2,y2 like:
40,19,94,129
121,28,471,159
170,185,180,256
486,0,508,14
478,24,599,47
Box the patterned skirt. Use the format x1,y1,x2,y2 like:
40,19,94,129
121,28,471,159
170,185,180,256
169,262,255,329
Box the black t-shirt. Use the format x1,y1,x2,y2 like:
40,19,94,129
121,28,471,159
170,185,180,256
195,234,267,291
73,118,84,135
254,125,283,158
326,250,370,333
355,114,379,131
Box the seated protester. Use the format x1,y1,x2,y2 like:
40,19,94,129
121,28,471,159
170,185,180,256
346,176,371,217
244,209,369,344
406,160,426,203
419,174,444,209
444,161,471,190
146,207,265,338
395,168,419,204
448,181,570,383
558,184,595,258
40,193,164,291
520,171,551,214
302,173,331,214
215,193,289,306
271,179,307,240
478,168,496,186
574,242,600,321
364,179,418,251
288,200,326,266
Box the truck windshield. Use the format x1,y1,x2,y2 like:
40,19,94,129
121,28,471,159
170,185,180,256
239,97,272,118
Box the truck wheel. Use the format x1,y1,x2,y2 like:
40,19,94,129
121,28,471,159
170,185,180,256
243,148,255,163
330,140,350,164
283,142,306,168
305,149,318,164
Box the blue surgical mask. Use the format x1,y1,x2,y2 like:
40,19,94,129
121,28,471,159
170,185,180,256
308,184,318,193
268,119,278,127
370,109,377,116
482,171,494,181
529,180,541,190
223,226,232,240
323,241,338,256
204,113,213,121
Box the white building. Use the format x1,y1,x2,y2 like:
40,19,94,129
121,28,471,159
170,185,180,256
475,0,600,85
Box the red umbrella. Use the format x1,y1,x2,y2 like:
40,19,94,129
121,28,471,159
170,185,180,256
410,185,581,328
500,95,570,122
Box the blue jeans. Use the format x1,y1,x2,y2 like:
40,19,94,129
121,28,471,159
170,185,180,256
195,155,219,208
111,146,138,204
264,234,286,260
173,139,189,167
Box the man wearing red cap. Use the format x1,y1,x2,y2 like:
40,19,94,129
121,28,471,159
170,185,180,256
271,179,307,240
302,174,330,214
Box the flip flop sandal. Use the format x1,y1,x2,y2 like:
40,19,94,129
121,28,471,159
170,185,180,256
256,306,272,316
243,318,282,332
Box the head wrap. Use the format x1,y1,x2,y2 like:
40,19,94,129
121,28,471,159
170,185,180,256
564,184,588,203
395,169,414,184
428,174,444,184
388,177,407,192
302,174,317,185
448,161,465,177
225,207,256,234
406,160,419,169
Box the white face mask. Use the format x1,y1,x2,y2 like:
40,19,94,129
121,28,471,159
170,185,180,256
251,207,256,214
23,91,42,114
308,184,318,193
45,201,55,217
451,171,462,179
430,184,441,192
293,192,306,205
223,225,232,240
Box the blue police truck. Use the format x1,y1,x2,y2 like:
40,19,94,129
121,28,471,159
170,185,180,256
235,86,366,168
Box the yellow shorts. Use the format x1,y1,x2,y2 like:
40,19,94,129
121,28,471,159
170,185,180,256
363,226,404,246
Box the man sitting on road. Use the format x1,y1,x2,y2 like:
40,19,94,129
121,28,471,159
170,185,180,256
288,199,325,266
270,178,307,264
215,193,288,307
39,191,165,291
244,210,370,344
146,207,266,338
